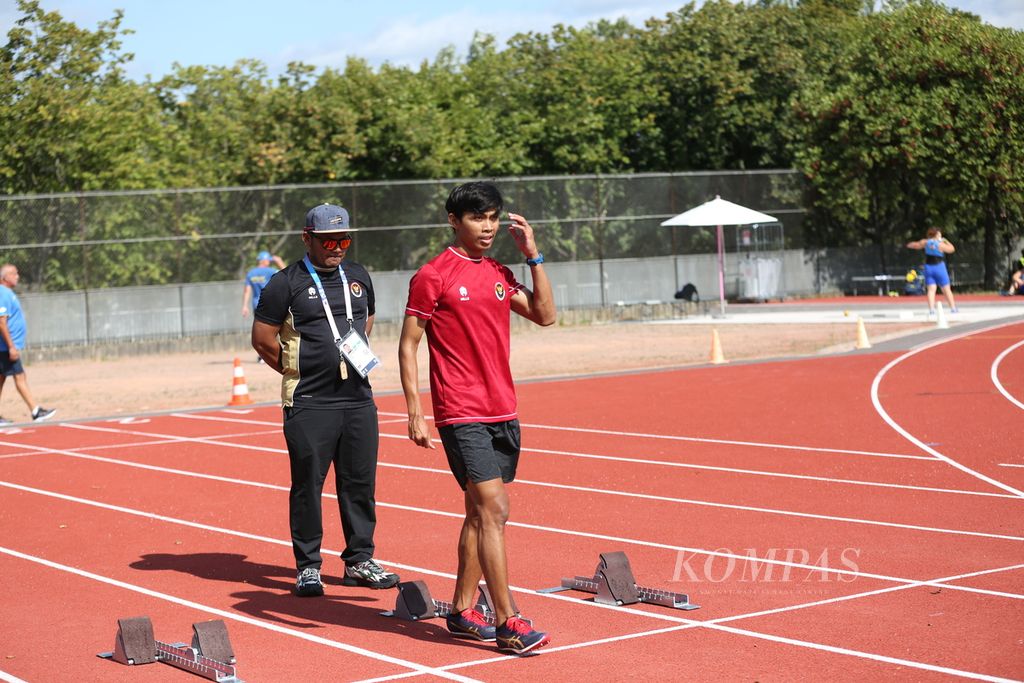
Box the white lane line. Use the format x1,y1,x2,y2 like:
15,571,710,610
13,433,1023,542
356,562,1024,683
0,671,29,683
382,460,1024,541
171,412,279,425
0,453,38,461
353,624,700,683
519,445,1012,499
61,423,287,455
0,430,280,460
379,411,930,461
991,339,1024,410
167,413,1008,499
998,463,1024,469
1,475,1021,599
697,621,1017,683
0,545,481,683
0,478,692,627
195,411,933,464
24,428,1024,543
871,321,1024,498
514,473,1023,541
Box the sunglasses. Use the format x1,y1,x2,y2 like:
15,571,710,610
310,233,352,250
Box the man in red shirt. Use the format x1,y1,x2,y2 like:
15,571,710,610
399,182,555,654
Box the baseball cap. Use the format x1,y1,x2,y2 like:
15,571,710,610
305,203,355,233
257,250,272,261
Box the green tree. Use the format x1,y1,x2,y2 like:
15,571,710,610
641,0,811,171
0,1,176,288
0,1,169,193
792,1,1024,284
502,20,662,174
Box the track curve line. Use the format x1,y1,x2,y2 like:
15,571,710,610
871,320,1024,498
991,338,1024,411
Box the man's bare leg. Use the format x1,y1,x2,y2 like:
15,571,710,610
13,373,37,413
452,490,484,611
463,477,514,623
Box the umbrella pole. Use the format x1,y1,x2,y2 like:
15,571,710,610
717,223,726,316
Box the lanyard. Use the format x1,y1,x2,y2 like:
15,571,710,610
303,255,353,342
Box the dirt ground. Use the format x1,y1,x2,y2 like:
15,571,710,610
4,319,928,424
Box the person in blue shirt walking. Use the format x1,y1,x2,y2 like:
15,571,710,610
0,264,55,424
241,250,285,318
906,228,958,315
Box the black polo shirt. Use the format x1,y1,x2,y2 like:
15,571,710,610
255,259,375,408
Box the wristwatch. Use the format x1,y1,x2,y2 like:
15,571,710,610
526,253,545,266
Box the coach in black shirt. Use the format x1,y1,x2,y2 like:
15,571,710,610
253,203,399,597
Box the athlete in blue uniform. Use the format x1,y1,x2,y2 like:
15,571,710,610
241,250,285,318
907,228,957,315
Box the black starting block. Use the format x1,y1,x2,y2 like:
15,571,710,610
382,580,529,625
98,616,243,682
539,551,700,611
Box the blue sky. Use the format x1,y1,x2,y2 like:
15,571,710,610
2,1,1022,82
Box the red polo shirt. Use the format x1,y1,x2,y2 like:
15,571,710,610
405,247,524,426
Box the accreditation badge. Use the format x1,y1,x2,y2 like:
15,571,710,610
338,329,380,378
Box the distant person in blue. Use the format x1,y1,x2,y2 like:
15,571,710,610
0,264,55,425
907,228,957,315
241,250,285,318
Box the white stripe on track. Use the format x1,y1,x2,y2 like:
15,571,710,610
0,545,482,683
991,338,1024,411
19,430,1024,542
0,473,1020,599
376,411,930,461
520,445,1013,499
382,460,1024,541
25,526,1016,683
356,561,1024,683
870,321,1024,498
169,413,1014,499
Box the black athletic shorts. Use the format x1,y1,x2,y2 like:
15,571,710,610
0,351,25,377
437,420,521,490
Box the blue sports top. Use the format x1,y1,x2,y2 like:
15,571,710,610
246,265,279,307
924,238,945,265
924,239,944,257
0,286,27,351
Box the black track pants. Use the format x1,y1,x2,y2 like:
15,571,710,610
283,402,379,570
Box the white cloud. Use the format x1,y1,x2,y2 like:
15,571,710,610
289,2,686,71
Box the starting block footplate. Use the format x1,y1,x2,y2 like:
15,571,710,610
541,551,700,611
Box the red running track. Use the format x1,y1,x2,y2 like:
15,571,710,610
0,319,1022,681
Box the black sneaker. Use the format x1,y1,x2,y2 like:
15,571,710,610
496,616,550,655
342,559,399,589
295,567,324,597
446,608,497,642
32,407,56,422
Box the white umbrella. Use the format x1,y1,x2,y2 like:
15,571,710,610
661,196,778,315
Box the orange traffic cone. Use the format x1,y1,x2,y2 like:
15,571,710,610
710,328,728,364
855,316,872,350
228,358,254,406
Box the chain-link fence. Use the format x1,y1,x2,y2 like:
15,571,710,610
0,171,806,292
10,170,1001,350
